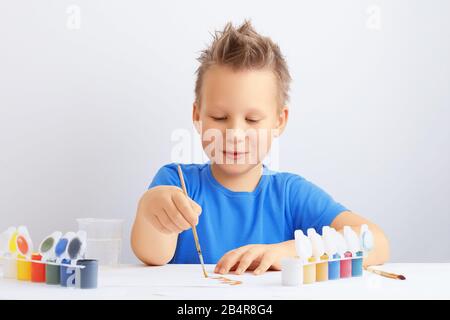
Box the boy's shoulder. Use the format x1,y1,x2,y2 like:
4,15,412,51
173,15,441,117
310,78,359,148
263,165,305,182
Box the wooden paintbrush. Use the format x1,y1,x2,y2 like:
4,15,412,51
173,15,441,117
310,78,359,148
364,266,406,280
177,164,209,278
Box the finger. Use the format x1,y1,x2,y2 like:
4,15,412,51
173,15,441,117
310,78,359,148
189,198,202,216
253,253,275,275
235,250,261,275
215,248,248,274
150,215,172,234
172,192,199,226
214,246,248,273
214,251,238,274
164,201,191,231
214,249,237,273
157,209,182,233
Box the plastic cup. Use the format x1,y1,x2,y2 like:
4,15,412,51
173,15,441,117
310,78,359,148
76,218,123,266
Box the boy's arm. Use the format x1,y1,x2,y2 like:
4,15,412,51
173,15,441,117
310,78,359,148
130,189,178,266
330,210,390,266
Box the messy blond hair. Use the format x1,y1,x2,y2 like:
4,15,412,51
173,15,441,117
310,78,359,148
195,20,291,108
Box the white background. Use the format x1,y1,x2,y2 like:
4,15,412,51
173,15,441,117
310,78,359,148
0,0,449,263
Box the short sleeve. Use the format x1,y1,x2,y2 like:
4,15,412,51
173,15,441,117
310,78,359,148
288,175,348,234
148,163,182,190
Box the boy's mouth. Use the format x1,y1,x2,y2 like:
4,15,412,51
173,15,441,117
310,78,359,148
222,150,248,160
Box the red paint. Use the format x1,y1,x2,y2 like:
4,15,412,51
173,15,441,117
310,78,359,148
31,253,46,283
340,251,352,278
17,235,29,255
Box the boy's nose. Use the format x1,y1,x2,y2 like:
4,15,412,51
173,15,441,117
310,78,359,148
225,127,247,144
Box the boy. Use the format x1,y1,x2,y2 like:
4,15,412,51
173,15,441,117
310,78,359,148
131,21,389,275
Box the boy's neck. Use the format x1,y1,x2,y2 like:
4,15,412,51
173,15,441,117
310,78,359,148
210,162,263,192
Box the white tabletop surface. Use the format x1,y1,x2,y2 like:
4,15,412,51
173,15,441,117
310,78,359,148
1,263,449,299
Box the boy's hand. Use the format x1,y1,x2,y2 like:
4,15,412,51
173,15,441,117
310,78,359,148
141,185,202,235
214,243,294,276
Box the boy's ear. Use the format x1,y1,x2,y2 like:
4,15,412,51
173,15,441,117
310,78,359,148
192,102,201,134
274,106,289,137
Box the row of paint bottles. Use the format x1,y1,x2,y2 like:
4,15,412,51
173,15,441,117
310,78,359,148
1,228,87,286
294,225,372,284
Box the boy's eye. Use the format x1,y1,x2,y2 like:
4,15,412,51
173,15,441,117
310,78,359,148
211,116,227,121
246,118,260,123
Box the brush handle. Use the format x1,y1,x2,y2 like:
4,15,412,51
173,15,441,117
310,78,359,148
372,269,397,279
366,267,404,280
177,164,208,278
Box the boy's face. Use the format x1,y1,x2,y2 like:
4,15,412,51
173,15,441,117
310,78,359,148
193,65,288,175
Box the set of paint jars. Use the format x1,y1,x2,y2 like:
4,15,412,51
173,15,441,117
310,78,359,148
281,224,374,286
1,226,99,289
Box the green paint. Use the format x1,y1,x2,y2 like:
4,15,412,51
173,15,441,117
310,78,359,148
40,237,54,253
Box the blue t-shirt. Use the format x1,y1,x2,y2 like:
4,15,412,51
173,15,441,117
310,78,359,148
148,162,348,264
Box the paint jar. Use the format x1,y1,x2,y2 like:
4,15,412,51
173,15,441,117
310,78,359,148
2,254,17,278
31,253,46,283
281,257,302,286
328,253,341,280
352,251,364,277
303,257,316,284
60,258,76,287
316,254,329,282
45,259,60,285
77,218,123,266
17,254,31,281
340,251,352,278
76,259,98,289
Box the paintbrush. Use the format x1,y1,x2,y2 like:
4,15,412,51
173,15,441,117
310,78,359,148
177,164,209,278
364,266,406,280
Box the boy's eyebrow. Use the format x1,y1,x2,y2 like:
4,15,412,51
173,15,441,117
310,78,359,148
207,104,227,112
206,105,267,116
246,108,266,116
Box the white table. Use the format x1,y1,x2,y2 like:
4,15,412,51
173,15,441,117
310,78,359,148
0,263,449,299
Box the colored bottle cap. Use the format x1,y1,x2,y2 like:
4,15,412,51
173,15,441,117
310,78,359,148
332,229,348,256
1,227,16,255
307,228,325,259
31,253,42,261
360,224,374,252
322,226,337,257
343,226,361,253
294,230,312,263
67,230,87,260
16,226,32,258
55,238,69,260
8,228,18,254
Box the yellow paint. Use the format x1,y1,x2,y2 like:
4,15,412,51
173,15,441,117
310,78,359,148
8,231,18,253
17,254,31,281
316,254,329,282
303,257,316,284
